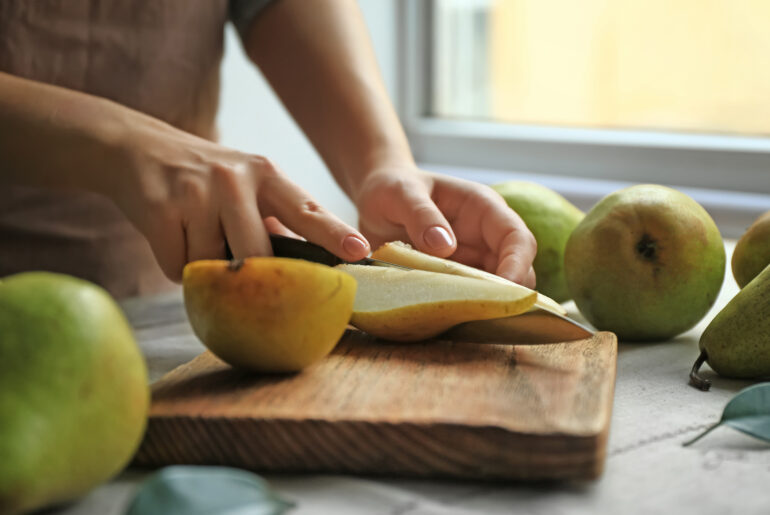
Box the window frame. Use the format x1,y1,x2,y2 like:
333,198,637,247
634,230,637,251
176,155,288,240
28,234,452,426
396,0,770,195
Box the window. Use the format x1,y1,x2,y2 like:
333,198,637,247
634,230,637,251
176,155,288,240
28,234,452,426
398,1,770,198
432,0,770,136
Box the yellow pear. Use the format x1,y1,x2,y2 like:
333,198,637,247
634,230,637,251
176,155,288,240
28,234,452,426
183,258,356,372
372,241,565,315
336,264,536,342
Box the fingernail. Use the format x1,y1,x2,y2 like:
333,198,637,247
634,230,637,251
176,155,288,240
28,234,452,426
343,235,368,256
424,226,453,250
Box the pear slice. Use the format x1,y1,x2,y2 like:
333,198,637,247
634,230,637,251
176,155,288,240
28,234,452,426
372,241,566,315
336,264,536,342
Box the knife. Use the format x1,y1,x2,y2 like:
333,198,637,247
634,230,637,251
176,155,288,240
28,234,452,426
443,309,594,344
225,234,408,269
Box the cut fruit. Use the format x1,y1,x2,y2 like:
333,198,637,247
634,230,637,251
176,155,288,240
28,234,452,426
336,264,537,342
184,257,356,372
372,241,566,315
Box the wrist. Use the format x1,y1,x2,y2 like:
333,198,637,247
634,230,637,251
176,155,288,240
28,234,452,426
345,149,418,200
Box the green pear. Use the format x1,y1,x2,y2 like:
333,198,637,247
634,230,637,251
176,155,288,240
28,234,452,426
564,184,725,341
492,181,584,302
732,211,770,288
690,264,770,390
0,272,149,514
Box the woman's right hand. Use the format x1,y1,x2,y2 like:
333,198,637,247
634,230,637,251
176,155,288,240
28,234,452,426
107,117,370,281
0,72,369,281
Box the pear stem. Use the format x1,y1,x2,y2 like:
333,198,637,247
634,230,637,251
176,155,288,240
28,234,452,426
689,351,711,391
227,259,244,272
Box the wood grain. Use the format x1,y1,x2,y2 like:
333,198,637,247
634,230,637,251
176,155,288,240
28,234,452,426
134,330,617,480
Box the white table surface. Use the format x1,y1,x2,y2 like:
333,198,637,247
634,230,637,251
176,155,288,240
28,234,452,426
55,241,770,515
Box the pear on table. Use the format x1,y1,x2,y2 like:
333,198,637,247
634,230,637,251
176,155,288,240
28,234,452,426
372,240,565,315
564,184,725,341
336,264,537,342
732,211,770,288
690,263,770,390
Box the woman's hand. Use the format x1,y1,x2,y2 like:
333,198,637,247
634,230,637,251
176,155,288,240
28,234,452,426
354,165,537,288
243,2,535,287
109,120,370,281
0,72,370,282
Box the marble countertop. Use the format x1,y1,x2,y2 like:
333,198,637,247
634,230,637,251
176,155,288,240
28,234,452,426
56,241,770,515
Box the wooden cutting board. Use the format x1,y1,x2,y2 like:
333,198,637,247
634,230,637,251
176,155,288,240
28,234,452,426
134,330,617,480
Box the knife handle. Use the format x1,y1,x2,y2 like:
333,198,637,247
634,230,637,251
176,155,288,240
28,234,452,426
224,235,345,267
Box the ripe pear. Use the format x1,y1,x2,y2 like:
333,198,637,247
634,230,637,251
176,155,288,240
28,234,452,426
732,211,770,288
0,272,149,515
564,184,725,341
336,264,536,341
183,257,356,372
372,240,566,315
689,264,770,390
492,181,584,302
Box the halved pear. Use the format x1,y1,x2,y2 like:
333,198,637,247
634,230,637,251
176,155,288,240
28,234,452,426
372,241,566,315
184,258,356,372
336,264,536,342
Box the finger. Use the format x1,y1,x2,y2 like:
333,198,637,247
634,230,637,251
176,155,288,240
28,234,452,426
263,216,302,239
219,201,271,259
358,217,407,252
490,226,538,285
482,202,538,285
524,266,537,289
212,164,272,258
144,214,187,282
184,213,227,262
482,253,536,291
384,183,457,258
259,174,370,262
450,244,486,269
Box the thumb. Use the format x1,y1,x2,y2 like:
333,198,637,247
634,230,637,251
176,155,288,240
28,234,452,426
389,187,456,257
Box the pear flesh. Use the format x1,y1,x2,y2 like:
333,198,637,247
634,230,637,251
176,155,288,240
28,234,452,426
371,241,565,316
690,263,770,390
732,211,770,288
336,264,537,342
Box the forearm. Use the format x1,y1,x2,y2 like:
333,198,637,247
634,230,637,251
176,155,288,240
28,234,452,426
243,0,414,199
0,72,146,196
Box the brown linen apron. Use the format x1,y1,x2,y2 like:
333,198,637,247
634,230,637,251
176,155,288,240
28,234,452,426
0,0,229,297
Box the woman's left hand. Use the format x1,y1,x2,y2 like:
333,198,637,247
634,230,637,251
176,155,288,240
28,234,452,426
354,165,537,288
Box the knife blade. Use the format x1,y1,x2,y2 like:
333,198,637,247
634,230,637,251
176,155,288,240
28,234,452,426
443,308,594,344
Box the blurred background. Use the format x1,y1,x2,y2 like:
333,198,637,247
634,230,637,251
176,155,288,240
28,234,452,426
217,0,770,237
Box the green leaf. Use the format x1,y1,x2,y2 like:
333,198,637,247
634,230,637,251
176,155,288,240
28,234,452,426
124,466,294,515
684,382,770,446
